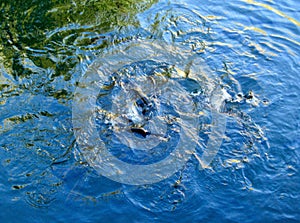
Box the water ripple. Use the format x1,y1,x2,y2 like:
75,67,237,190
1,0,299,221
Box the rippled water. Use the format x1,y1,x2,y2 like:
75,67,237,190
1,0,299,222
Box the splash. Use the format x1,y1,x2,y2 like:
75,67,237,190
72,39,228,185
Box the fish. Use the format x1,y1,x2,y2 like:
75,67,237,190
130,127,151,138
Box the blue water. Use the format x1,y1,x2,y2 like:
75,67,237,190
1,0,299,222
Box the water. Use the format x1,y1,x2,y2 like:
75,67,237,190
0,0,299,222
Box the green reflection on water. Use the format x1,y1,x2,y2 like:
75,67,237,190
0,0,156,79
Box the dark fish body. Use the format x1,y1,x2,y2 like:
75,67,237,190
130,127,151,138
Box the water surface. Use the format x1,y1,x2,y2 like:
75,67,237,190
0,0,299,222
